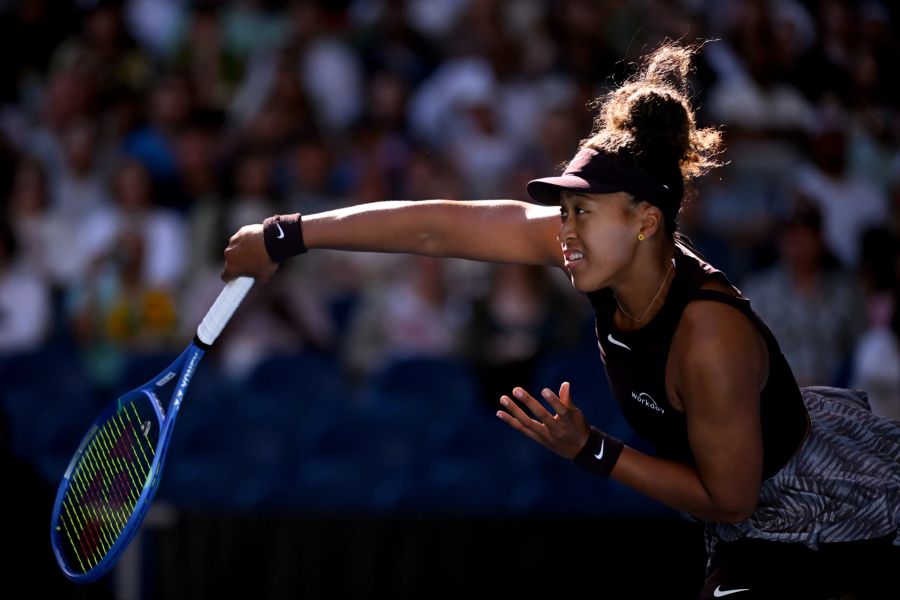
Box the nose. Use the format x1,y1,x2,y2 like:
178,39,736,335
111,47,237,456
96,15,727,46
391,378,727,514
558,217,575,245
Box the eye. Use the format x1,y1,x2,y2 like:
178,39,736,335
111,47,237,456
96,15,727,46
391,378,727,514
559,207,568,220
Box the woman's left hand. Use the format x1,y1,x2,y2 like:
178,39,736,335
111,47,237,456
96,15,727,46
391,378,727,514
496,382,591,460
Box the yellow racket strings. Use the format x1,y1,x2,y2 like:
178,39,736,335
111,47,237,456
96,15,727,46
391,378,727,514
55,401,157,573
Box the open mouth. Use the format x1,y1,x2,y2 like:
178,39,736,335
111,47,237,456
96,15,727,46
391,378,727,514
564,250,584,268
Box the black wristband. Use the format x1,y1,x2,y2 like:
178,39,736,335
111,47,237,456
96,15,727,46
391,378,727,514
573,426,624,478
263,213,307,263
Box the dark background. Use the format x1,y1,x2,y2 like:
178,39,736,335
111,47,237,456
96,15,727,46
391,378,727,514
2,0,898,598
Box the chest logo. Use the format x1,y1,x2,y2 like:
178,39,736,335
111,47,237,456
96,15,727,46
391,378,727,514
631,391,665,414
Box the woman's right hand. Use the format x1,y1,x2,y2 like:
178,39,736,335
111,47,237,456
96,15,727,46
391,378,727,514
221,224,279,283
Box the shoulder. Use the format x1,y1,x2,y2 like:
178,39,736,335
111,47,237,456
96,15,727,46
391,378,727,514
679,289,753,357
673,280,769,393
672,243,766,356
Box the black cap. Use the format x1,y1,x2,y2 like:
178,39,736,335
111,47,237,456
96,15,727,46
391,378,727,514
527,147,682,210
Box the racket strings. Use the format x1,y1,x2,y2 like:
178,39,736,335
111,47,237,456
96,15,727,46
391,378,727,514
64,430,139,565
60,457,114,567
64,431,133,566
55,400,158,573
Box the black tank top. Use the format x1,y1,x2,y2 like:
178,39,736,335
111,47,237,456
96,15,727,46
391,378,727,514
586,240,809,478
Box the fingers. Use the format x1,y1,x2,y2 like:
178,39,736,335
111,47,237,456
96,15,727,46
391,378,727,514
221,238,237,281
511,387,554,424
495,405,543,445
540,385,570,418
557,381,572,408
499,394,543,430
498,384,590,459
221,254,239,282
220,226,276,283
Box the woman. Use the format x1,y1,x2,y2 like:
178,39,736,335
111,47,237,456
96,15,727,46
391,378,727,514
221,44,899,599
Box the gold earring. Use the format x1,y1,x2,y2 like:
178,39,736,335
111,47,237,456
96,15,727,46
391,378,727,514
638,233,645,241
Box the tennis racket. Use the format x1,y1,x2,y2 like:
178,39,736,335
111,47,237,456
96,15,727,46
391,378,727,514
50,276,254,582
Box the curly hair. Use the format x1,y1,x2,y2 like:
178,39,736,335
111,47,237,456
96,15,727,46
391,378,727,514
582,42,724,234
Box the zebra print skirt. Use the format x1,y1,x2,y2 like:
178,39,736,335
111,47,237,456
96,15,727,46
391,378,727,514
706,386,900,553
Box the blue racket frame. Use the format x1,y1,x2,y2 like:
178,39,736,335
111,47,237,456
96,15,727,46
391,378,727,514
50,342,205,582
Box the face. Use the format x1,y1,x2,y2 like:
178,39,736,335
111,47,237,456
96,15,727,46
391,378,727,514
558,190,641,292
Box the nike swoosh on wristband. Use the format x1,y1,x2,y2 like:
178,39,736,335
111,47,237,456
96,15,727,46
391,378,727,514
594,438,605,460
607,333,631,351
713,585,750,597
275,222,285,239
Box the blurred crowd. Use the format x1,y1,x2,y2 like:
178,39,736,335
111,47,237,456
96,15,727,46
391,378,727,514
0,0,898,423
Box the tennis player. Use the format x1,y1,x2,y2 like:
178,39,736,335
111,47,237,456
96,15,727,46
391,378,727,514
222,43,899,598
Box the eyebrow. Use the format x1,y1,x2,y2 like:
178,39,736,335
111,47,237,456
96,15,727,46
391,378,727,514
561,193,591,205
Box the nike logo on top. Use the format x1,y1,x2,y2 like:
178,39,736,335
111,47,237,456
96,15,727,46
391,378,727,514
275,222,285,239
594,438,605,461
607,333,631,351
713,585,750,597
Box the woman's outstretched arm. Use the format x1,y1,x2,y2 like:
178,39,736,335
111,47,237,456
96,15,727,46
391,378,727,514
221,199,565,282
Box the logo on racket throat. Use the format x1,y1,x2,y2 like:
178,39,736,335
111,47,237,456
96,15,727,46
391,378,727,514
156,372,176,387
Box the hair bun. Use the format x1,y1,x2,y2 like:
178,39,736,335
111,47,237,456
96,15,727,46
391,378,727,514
644,44,692,95
584,41,722,182
578,41,724,237
626,88,690,168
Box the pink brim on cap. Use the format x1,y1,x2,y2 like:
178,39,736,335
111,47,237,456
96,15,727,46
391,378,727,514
526,174,621,205
526,146,680,207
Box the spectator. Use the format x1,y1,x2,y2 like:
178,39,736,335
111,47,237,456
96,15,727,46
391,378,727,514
465,263,583,407
704,1,816,134
694,156,777,281
398,147,464,201
231,3,362,134
24,63,104,210
122,72,195,203
176,114,229,277
448,88,519,198
0,223,52,355
6,157,56,282
170,5,244,112
852,226,900,420
852,308,900,421
125,0,186,60
342,255,468,380
67,224,179,388
220,0,290,63
282,135,343,211
78,158,188,289
742,200,866,387
46,118,113,219
793,116,888,268
49,0,153,98
225,149,278,234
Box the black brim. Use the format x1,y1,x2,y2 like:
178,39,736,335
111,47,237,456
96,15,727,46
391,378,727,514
526,175,621,205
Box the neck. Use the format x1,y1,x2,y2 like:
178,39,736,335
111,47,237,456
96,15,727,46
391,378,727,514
613,241,677,327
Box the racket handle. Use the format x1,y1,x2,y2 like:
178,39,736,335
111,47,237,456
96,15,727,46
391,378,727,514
196,276,254,346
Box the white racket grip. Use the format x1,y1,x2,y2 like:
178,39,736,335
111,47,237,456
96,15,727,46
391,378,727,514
196,277,254,346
